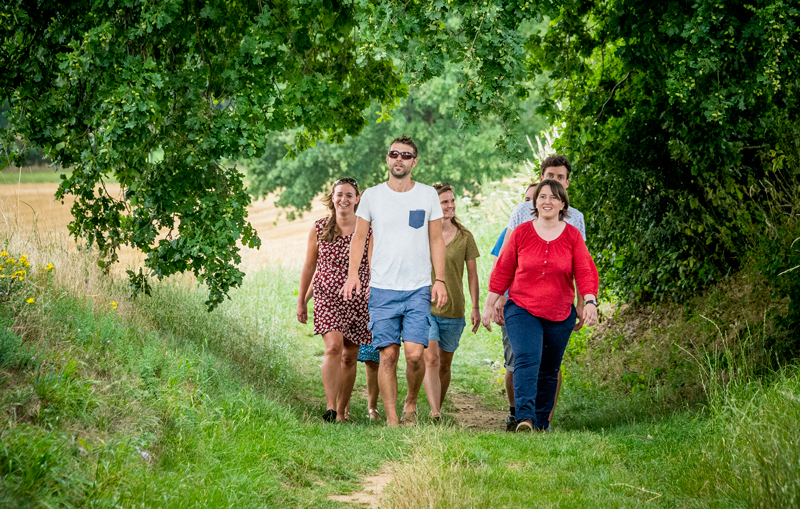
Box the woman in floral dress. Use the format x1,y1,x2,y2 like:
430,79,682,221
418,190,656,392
297,178,373,422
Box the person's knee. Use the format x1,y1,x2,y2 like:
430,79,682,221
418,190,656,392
380,348,400,366
424,351,440,370
341,352,358,368
325,342,343,358
405,347,424,367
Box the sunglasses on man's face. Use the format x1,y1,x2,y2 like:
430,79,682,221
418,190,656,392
387,151,416,160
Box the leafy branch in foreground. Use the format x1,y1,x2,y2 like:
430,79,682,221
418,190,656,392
0,0,535,308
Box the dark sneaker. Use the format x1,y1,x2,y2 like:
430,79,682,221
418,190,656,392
322,409,337,422
505,416,517,432
515,419,534,432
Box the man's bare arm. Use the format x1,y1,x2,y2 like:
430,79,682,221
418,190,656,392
340,217,371,300
428,218,448,308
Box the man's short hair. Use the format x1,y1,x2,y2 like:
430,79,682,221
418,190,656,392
390,134,418,158
540,155,572,178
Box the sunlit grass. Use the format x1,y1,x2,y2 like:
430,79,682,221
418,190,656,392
0,188,798,508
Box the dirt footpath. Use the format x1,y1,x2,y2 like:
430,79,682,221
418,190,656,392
0,182,327,268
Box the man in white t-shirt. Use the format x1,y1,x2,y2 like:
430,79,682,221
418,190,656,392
491,154,587,431
341,134,448,427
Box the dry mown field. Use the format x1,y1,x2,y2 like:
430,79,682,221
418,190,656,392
0,182,326,270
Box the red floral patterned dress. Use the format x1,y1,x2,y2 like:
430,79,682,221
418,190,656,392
312,217,372,345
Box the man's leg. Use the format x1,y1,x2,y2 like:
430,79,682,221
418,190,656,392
501,324,516,430
549,370,562,422
378,344,401,426
505,370,515,409
365,361,380,415
438,350,455,408
423,340,442,417
321,331,345,413
336,341,360,421
403,341,426,416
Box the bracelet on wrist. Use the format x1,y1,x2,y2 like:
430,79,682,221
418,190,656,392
435,279,445,284
585,299,597,307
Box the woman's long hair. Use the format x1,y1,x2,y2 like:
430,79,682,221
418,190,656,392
434,183,468,233
321,179,360,243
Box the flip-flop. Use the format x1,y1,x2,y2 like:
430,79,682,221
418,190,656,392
368,408,381,421
400,410,417,427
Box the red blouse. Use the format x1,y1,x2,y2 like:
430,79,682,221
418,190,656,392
489,222,599,322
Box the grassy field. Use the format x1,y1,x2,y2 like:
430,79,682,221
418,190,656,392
1,180,798,508
0,167,71,185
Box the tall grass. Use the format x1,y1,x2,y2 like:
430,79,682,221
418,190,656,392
1,184,799,508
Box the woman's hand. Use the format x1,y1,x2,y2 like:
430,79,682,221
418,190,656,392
582,301,598,327
481,304,494,332
431,280,448,309
470,307,481,333
481,292,502,331
296,300,308,324
492,295,507,326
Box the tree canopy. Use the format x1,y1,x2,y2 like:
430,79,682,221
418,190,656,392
527,0,800,307
1,0,533,308
247,67,547,216
2,0,799,316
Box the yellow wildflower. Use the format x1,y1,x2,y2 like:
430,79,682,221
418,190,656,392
111,301,118,310
0,251,7,257
45,263,54,271
27,298,34,304
5,258,14,264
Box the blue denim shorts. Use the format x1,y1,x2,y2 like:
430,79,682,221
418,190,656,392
368,287,432,349
428,315,466,353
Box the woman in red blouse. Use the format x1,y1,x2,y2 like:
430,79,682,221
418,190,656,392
482,179,599,432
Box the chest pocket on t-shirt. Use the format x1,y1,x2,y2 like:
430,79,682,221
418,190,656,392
408,209,425,229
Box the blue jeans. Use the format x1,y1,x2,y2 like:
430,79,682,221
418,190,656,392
504,299,576,427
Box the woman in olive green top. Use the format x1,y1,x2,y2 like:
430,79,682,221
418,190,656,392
424,184,481,419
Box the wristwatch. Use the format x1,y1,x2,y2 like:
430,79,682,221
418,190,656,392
585,299,597,307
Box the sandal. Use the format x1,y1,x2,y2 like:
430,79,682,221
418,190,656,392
400,410,417,427
368,408,381,421
322,409,337,422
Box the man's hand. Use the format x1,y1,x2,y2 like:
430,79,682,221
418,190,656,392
574,303,585,331
582,302,598,327
492,295,507,325
431,280,448,309
339,275,362,301
481,304,494,332
470,308,481,333
296,301,308,324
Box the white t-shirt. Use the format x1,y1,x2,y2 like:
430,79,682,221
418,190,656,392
507,201,586,241
356,182,444,291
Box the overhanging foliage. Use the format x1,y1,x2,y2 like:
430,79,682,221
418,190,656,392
1,0,534,308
